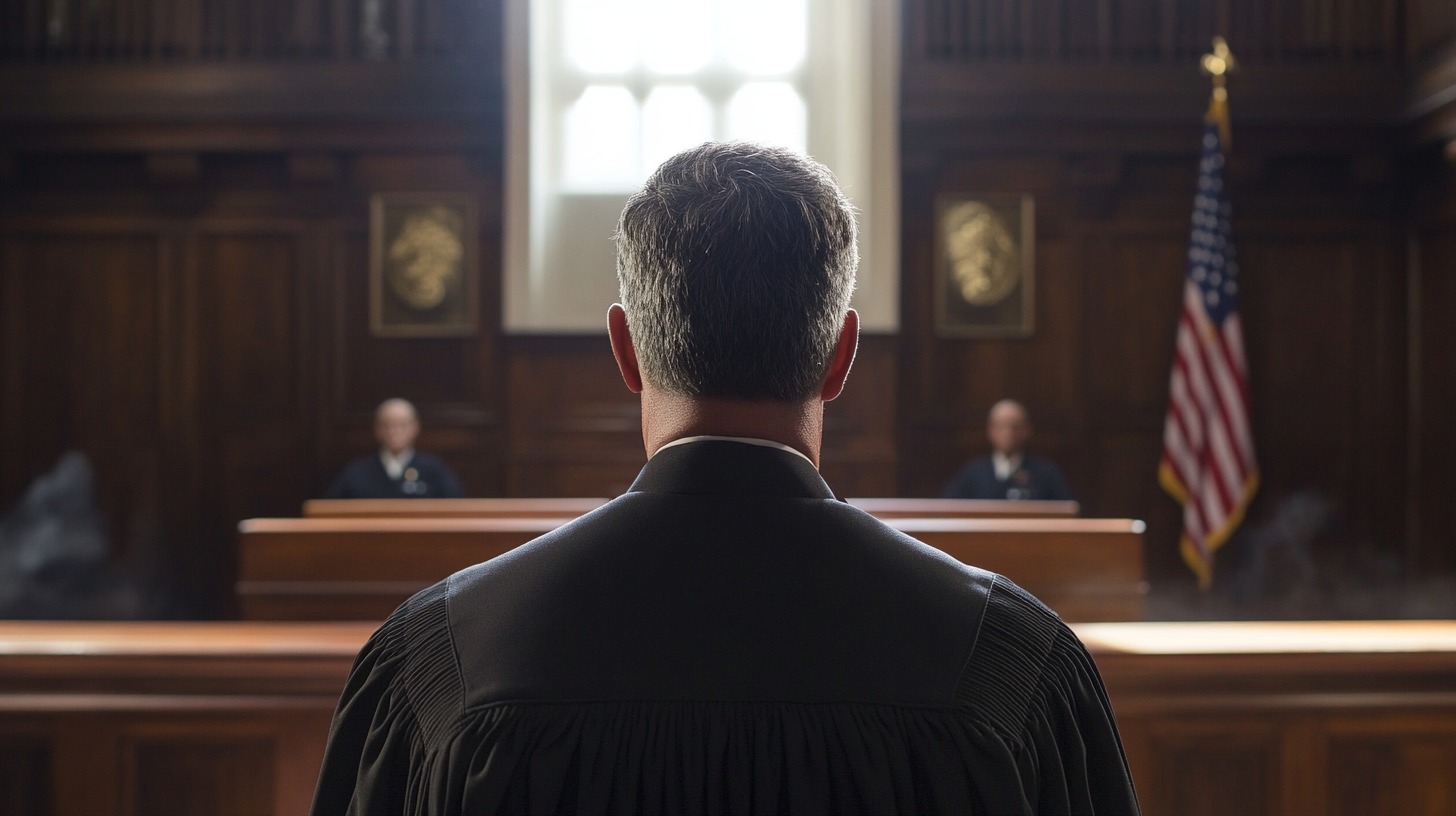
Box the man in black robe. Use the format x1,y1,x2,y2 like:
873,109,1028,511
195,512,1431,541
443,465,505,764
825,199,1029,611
943,399,1076,502
312,142,1138,815
324,398,464,499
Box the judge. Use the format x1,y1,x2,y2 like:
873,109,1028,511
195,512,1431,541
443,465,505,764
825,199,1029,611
324,398,464,499
943,398,1075,501
312,143,1136,815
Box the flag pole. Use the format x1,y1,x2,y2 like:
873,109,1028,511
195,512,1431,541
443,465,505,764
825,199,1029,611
1201,37,1235,150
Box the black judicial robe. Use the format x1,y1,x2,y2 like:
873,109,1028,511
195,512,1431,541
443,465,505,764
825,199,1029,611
942,454,1076,502
324,452,464,500
312,440,1138,815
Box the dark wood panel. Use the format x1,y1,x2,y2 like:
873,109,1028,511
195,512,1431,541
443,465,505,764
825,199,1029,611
0,232,166,563
906,0,1403,66
1137,720,1282,816
187,229,316,611
503,335,645,497
128,733,275,816
1080,232,1185,425
1328,724,1456,816
1414,222,1456,574
0,734,51,816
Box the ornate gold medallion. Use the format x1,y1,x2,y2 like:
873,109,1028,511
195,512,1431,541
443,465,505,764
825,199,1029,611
942,201,1020,306
387,206,465,310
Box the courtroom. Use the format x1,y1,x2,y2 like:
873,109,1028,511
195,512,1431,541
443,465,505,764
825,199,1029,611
2,0,1455,814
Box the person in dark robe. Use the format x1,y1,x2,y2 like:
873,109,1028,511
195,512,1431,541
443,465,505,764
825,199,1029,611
942,399,1076,501
324,398,464,499
312,142,1138,815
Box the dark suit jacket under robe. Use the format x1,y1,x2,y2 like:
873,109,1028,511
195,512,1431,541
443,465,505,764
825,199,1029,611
312,440,1138,815
324,452,464,500
942,453,1076,502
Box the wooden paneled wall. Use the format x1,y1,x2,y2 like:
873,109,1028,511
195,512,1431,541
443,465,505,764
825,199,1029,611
0,0,1452,613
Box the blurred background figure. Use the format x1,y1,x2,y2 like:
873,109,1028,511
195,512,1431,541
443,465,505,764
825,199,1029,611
325,399,464,499
0,451,150,619
942,399,1074,501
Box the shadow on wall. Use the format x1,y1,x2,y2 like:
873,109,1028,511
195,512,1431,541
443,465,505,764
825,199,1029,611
0,451,171,619
1147,490,1456,621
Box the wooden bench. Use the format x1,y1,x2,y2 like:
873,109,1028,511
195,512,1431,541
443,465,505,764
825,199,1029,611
846,498,1078,518
5,620,1456,816
238,516,1145,622
302,497,1076,520
303,497,610,518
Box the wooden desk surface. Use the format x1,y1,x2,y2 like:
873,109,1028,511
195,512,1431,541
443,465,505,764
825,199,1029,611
303,498,610,518
302,497,1080,520
242,515,1141,534
846,498,1080,517
0,621,376,658
6,619,1454,663
1077,620,1456,655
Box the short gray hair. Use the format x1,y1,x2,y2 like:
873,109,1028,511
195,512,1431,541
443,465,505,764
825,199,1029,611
614,142,858,401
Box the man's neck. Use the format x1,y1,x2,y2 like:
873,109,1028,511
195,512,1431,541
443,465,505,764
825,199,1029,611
640,386,824,468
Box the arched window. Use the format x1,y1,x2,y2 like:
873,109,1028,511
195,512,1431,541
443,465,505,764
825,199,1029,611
504,0,899,332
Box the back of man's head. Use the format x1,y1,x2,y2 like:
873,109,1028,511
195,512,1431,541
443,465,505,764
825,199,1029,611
614,141,858,402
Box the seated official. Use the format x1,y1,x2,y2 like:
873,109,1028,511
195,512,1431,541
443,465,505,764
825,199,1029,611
312,143,1136,815
324,398,464,499
943,399,1075,501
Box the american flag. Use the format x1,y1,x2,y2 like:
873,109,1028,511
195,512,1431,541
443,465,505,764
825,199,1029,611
1159,115,1259,589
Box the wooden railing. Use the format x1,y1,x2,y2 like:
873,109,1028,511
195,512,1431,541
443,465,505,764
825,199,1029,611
907,0,1407,66
0,0,492,63
1,0,1431,67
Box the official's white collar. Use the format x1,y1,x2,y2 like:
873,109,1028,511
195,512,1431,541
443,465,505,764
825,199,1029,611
380,448,414,480
992,452,1023,481
652,435,816,468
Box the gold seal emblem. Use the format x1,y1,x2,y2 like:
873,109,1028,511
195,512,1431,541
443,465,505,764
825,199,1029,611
387,206,465,310
942,201,1020,306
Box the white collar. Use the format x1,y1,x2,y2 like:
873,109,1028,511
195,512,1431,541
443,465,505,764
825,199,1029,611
652,435,817,468
380,448,414,479
992,452,1023,481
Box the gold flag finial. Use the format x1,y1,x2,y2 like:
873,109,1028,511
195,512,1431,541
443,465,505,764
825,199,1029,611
1201,37,1234,149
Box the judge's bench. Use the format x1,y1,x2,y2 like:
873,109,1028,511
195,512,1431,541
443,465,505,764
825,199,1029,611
1,498,1454,815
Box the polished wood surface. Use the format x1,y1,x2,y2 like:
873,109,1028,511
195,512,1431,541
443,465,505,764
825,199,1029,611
236,516,1146,621
3,620,1455,816
303,497,1076,519
303,497,609,518
846,497,1078,517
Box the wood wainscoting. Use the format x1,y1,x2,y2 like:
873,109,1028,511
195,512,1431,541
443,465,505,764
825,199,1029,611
3,621,1456,816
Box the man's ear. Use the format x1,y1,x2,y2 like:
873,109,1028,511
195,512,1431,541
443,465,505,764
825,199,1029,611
608,304,644,394
820,308,859,402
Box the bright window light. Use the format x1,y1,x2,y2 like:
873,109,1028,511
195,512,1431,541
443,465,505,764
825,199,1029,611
726,82,806,154
564,86,640,189
724,0,807,74
507,0,900,331
563,2,636,73
642,86,714,173
640,1,711,74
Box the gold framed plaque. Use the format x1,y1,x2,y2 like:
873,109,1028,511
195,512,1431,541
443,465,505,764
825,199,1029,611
370,192,479,337
934,193,1034,337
